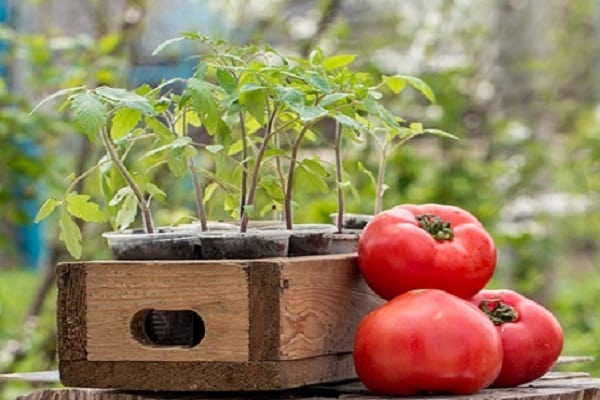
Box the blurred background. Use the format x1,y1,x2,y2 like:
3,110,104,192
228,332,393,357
1,0,599,398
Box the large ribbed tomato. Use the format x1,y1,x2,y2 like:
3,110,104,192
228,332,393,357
358,203,496,299
470,289,564,387
353,289,503,396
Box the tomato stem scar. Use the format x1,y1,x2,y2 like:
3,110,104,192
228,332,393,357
479,298,519,325
415,213,455,241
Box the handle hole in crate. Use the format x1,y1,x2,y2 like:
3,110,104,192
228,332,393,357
131,309,205,348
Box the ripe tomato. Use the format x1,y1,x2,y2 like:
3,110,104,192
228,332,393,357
470,289,564,387
358,203,496,300
353,289,503,396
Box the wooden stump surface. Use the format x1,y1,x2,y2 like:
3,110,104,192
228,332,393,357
6,372,600,400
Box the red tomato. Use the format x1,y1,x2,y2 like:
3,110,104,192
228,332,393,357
358,203,496,299
353,289,503,396
470,289,564,387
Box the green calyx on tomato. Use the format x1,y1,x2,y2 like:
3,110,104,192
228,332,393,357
478,299,519,325
415,213,454,241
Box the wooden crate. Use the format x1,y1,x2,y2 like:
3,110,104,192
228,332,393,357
56,253,384,391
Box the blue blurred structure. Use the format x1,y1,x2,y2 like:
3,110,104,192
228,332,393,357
0,0,46,270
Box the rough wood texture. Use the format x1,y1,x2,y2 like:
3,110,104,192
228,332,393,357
15,375,600,400
56,254,384,391
56,263,87,361
279,256,376,360
84,261,251,362
59,353,355,391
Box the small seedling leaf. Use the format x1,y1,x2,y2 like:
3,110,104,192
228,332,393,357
115,192,138,230
110,107,141,140
323,54,356,70
66,193,106,223
60,210,82,259
71,92,107,138
34,198,61,222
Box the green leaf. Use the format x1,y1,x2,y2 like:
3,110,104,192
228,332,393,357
323,54,356,70
307,73,331,93
187,78,220,134
203,182,219,204
110,107,141,140
152,36,187,56
239,88,267,125
320,93,351,107
309,48,324,66
146,117,173,141
71,92,107,138
167,148,189,177
227,139,245,156
115,192,138,230
147,183,167,203
259,175,284,201
94,86,154,114
276,87,305,109
35,198,61,222
206,144,224,154
423,128,459,140
60,210,82,259
109,186,134,207
386,75,436,103
29,86,86,116
66,193,106,223
217,69,238,94
333,113,364,130
296,160,329,193
297,106,328,122
357,161,377,188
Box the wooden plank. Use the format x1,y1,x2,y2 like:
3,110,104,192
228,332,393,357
16,375,600,400
56,263,87,361
247,261,282,361
83,261,251,362
278,255,384,360
58,353,356,392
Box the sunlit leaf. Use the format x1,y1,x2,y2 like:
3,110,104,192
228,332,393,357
34,198,61,222
71,92,107,138
217,69,238,94
323,54,356,70
66,193,106,222
385,75,436,103
110,107,141,140
29,86,85,116
95,86,154,114
423,128,459,140
60,210,82,259
115,192,138,231
320,93,351,107
109,186,134,207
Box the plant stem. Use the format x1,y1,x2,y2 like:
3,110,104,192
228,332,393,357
334,121,344,233
239,111,248,217
189,158,207,231
181,108,208,231
283,123,311,230
99,127,155,233
374,142,388,215
240,105,279,233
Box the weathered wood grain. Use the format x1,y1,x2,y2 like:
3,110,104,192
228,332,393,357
58,353,355,391
56,255,384,391
15,375,600,400
84,261,251,362
279,256,383,360
56,263,87,361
